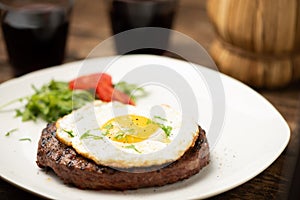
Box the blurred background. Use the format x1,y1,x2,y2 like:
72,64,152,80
0,0,214,82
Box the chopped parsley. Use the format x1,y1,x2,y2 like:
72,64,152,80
19,138,31,142
102,123,113,136
124,144,141,153
114,132,125,140
152,116,173,137
62,129,74,137
104,123,113,130
80,130,103,140
154,115,167,121
114,81,148,102
5,128,18,136
158,124,172,137
146,118,152,125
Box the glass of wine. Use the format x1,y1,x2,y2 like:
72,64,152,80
107,0,178,55
0,0,74,76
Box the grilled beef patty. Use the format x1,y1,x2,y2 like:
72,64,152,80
36,123,209,190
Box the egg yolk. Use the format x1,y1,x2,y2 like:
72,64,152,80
101,115,159,143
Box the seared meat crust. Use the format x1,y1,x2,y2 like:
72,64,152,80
36,123,209,190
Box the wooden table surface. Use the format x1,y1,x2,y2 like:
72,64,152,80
0,0,299,199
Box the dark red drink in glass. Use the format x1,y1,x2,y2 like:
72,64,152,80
0,0,73,76
108,0,178,55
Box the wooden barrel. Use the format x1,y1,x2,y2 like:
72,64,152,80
206,0,300,88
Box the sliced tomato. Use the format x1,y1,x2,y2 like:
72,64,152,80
69,73,112,90
96,84,135,105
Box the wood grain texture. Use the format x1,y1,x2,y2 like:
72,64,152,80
207,0,300,88
0,0,299,199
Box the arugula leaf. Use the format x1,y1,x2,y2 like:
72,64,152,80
16,80,94,122
0,97,25,111
1,78,149,124
114,81,148,102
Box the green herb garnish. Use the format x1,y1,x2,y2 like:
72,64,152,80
114,132,125,140
19,138,31,142
152,116,172,137
62,129,74,137
154,115,167,121
80,130,103,140
5,128,18,136
124,144,141,153
159,124,172,137
114,81,148,102
0,97,25,111
1,78,149,123
104,124,113,130
102,123,113,136
146,118,152,125
13,80,94,122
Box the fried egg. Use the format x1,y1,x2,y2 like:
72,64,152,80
56,100,200,168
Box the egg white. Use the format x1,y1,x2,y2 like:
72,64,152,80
55,100,200,168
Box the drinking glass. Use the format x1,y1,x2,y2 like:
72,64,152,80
0,0,74,76
107,0,178,55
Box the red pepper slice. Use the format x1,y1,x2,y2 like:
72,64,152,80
69,72,135,105
96,84,135,105
96,84,113,102
69,73,112,90
112,89,136,105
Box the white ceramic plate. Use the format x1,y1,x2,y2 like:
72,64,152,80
0,55,290,199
